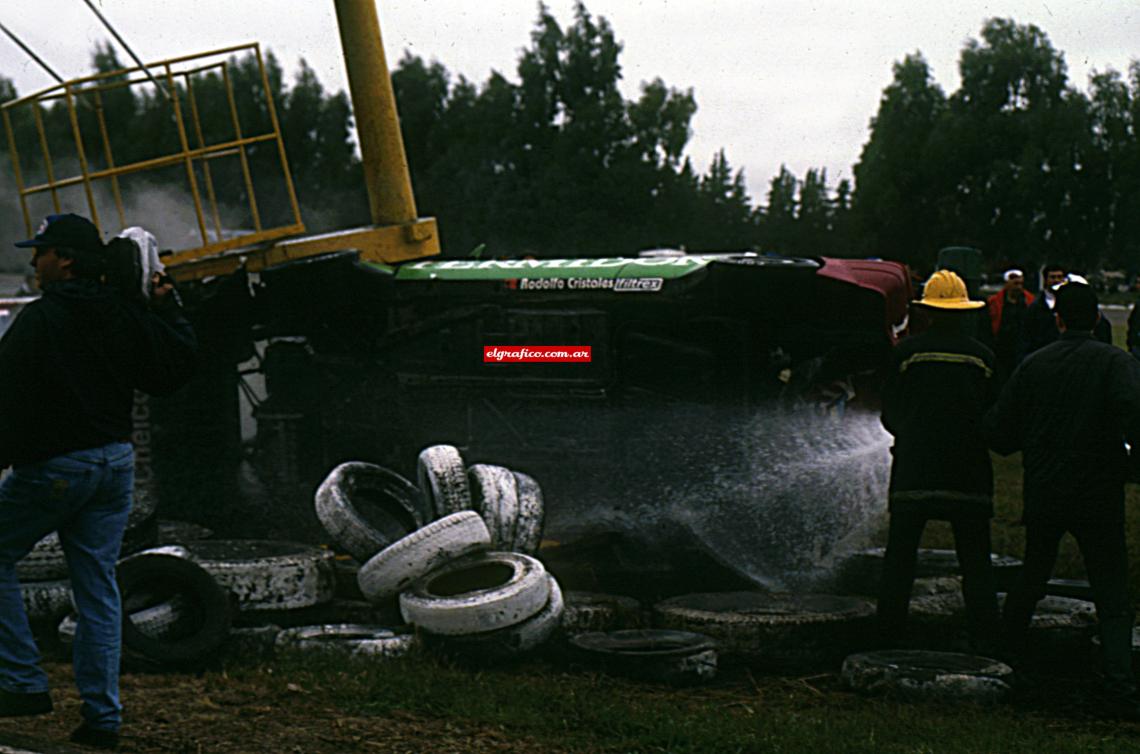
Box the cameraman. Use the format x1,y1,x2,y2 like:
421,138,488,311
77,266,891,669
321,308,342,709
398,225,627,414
0,214,195,749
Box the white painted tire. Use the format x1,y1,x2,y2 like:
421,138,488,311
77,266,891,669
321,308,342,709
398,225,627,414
315,462,425,561
59,597,188,646
275,624,417,658
17,533,68,582
417,445,471,519
357,511,491,604
21,579,73,623
654,591,875,669
424,575,564,660
511,471,545,555
467,465,518,548
842,650,1013,704
569,629,719,684
399,551,550,635
176,540,336,612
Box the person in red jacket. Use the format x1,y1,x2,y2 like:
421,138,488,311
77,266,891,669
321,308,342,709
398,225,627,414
986,269,1035,387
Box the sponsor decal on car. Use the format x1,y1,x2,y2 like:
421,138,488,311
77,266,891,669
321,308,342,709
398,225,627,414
505,276,663,292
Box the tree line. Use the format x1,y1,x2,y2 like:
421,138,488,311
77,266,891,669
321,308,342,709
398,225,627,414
0,3,1137,277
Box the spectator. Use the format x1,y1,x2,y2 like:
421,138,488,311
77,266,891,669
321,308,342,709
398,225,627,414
985,281,1140,720
986,268,1035,386
0,214,196,749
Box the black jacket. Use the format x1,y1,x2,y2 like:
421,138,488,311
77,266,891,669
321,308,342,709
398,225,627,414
0,278,196,468
881,325,996,514
1024,295,1112,355
985,332,1140,525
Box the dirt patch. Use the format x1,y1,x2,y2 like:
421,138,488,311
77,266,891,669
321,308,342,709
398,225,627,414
0,661,562,754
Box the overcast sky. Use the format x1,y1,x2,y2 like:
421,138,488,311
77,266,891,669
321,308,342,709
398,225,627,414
1,1,1137,202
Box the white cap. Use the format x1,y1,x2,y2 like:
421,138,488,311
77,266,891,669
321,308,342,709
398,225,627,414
1002,269,1024,281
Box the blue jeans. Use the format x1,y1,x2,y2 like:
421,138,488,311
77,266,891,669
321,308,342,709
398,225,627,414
0,442,133,732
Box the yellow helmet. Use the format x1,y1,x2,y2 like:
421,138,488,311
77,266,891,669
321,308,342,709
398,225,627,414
917,269,984,310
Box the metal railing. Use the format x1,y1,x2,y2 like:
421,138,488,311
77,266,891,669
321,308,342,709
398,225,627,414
1,43,304,263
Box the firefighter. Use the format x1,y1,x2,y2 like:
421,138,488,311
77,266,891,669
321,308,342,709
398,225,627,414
878,269,1000,648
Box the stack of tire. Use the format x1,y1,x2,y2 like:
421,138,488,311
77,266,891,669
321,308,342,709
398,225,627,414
314,444,561,663
57,519,361,667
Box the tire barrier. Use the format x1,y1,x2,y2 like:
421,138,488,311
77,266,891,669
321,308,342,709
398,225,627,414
315,462,425,562
569,629,718,684
654,591,875,670
842,650,1013,704
834,548,1023,596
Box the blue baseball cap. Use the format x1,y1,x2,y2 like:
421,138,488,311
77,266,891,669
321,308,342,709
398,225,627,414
15,214,103,255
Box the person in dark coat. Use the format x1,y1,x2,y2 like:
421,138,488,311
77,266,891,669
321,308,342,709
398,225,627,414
0,214,196,748
986,281,1140,719
1025,268,1112,353
879,269,1000,647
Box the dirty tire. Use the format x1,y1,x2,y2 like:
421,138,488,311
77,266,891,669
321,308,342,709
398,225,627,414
400,551,550,635
562,592,645,634
511,471,545,555
842,650,1013,704
315,462,424,562
357,511,490,604
59,598,188,647
654,592,875,670
117,550,232,664
232,598,397,629
21,580,73,624
177,540,336,612
836,548,1023,595
424,575,564,661
569,629,718,684
910,592,1097,630
275,624,417,658
466,465,518,548
1044,578,1094,601
417,445,470,519
16,533,68,582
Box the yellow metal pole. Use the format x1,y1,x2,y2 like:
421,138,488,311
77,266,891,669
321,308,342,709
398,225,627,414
63,85,100,231
222,62,262,231
93,90,127,229
333,0,418,226
2,108,32,233
32,104,61,213
165,64,208,245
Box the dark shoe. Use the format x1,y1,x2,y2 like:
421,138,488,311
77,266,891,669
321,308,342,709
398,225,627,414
0,688,52,717
70,723,120,750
